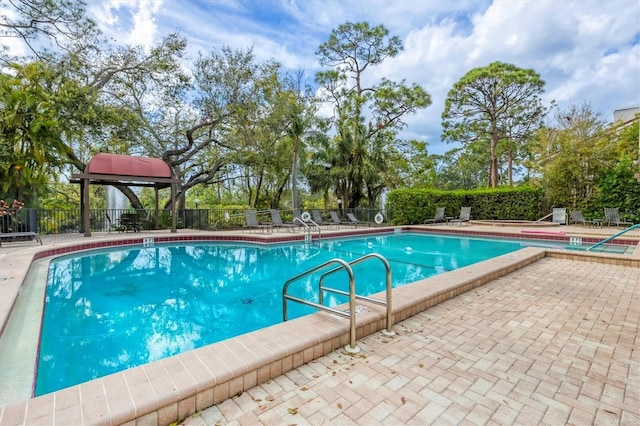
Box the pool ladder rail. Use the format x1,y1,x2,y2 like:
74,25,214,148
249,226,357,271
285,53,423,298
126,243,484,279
282,253,395,354
586,223,640,251
293,216,320,242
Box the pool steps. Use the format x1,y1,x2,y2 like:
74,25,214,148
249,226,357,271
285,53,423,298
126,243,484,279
283,253,395,354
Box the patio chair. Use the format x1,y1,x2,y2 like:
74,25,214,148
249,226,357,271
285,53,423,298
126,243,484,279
270,209,296,232
292,209,306,226
346,213,367,227
119,212,141,232
552,208,567,225
105,213,123,233
329,211,346,227
312,209,331,227
424,207,446,224
604,208,633,227
244,210,271,233
569,210,600,227
448,207,471,226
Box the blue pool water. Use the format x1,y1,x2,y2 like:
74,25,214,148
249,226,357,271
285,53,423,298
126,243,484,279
36,232,526,395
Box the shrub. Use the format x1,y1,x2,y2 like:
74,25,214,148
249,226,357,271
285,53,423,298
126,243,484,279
387,187,543,225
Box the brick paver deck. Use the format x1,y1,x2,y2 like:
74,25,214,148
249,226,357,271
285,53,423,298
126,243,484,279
183,256,639,425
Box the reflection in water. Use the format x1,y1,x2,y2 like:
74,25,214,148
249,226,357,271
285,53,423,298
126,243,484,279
36,234,522,395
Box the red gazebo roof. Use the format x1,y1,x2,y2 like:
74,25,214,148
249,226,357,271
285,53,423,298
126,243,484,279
86,153,172,178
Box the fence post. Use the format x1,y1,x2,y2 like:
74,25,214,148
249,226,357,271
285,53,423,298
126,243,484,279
28,209,38,233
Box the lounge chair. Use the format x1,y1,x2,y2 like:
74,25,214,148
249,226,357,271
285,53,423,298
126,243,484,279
346,213,367,227
0,230,42,246
569,210,600,227
552,208,567,225
448,207,471,226
425,207,446,224
329,211,349,228
292,209,306,226
244,210,271,233
270,209,296,232
312,209,331,227
604,208,633,227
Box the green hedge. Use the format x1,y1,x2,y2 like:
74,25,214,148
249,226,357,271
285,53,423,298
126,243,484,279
387,187,544,225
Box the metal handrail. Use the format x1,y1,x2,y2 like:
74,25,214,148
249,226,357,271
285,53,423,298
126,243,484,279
293,217,322,242
307,217,321,240
318,253,395,336
534,212,553,223
587,223,640,251
282,258,359,353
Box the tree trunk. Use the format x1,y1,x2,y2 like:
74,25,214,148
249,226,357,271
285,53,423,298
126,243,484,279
489,131,499,187
116,185,144,209
507,152,514,186
291,148,298,209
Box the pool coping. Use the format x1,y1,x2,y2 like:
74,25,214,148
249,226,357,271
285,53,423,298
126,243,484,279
1,227,639,425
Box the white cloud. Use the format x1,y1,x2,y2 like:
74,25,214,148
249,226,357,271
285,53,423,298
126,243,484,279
88,0,163,52
126,0,164,50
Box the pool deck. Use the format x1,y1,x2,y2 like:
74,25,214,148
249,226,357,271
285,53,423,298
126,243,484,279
0,224,639,425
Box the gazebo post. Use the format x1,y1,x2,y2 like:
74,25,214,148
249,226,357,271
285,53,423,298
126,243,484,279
171,182,177,233
83,177,91,237
79,179,85,233
154,186,160,230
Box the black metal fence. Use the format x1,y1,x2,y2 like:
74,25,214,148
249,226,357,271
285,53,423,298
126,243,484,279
0,208,389,235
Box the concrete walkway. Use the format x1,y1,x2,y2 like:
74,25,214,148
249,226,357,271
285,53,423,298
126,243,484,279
183,255,640,425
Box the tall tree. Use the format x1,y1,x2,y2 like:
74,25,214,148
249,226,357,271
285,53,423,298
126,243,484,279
0,62,64,201
314,21,431,208
196,49,295,208
435,144,490,190
1,0,200,209
395,140,438,188
442,61,546,187
529,103,615,209
0,60,119,203
51,33,194,210
283,71,316,210
0,0,100,64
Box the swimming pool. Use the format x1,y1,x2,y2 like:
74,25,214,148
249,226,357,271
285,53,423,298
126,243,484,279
34,232,530,396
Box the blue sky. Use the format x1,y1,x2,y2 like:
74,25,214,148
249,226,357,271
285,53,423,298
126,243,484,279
33,1,640,154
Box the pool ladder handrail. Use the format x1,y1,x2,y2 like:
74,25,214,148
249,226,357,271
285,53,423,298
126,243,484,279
318,253,395,337
586,223,640,251
293,217,321,242
282,254,395,354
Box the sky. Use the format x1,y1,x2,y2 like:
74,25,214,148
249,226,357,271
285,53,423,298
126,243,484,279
24,1,640,154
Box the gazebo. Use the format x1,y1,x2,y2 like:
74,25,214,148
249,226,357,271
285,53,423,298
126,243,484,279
71,153,181,237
